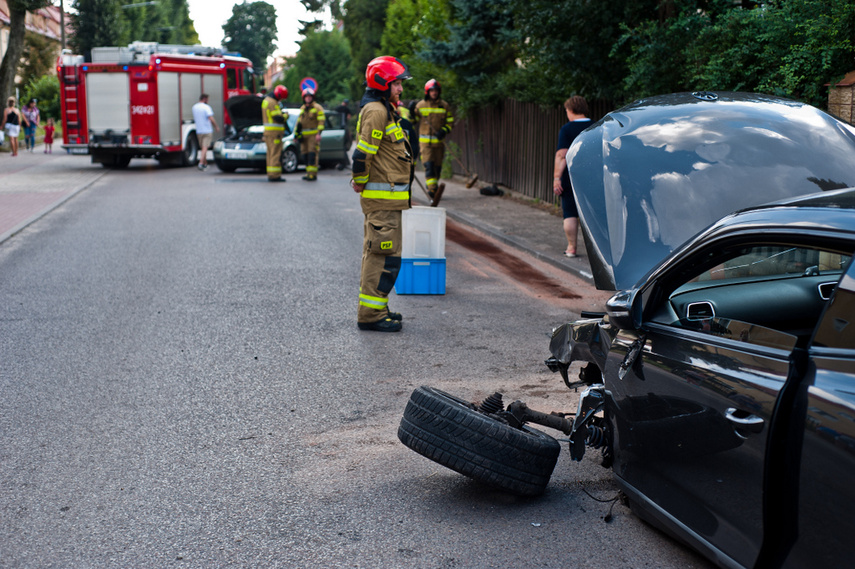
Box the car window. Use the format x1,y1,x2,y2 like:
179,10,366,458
324,111,342,130
813,270,855,349
650,244,851,348
226,69,238,90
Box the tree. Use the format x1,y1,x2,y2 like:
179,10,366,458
0,0,51,103
18,31,58,92
222,1,279,74
281,29,354,105
69,0,126,60
342,0,389,97
23,74,61,120
415,0,517,111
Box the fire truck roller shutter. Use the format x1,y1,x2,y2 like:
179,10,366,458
86,72,130,137
180,73,201,124
203,75,224,137
158,72,180,145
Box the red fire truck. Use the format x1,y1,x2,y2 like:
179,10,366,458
58,42,256,168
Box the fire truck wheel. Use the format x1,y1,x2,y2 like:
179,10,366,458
281,147,299,174
398,386,561,496
182,134,199,167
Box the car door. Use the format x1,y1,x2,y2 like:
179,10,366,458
606,241,849,569
783,263,855,568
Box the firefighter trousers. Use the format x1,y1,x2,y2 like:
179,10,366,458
420,143,445,191
358,209,403,323
301,136,320,177
264,131,283,180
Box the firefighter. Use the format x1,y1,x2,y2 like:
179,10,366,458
297,88,325,181
414,79,453,200
262,85,288,182
350,56,414,332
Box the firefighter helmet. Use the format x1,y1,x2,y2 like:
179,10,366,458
273,85,288,99
425,79,441,94
365,56,412,90
302,87,315,98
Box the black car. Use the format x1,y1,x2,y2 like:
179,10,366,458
213,95,349,173
398,92,855,569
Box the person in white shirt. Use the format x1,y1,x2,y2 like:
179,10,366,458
191,94,218,170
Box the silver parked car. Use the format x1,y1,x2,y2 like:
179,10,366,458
213,95,349,173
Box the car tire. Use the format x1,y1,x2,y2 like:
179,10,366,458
181,134,199,167
281,146,299,174
398,386,561,496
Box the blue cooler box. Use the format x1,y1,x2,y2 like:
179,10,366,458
395,258,446,295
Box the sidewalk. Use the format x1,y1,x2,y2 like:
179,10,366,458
0,144,108,244
0,146,595,285
411,173,595,285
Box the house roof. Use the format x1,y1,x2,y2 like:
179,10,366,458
0,1,67,42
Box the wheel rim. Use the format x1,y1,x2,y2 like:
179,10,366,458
282,148,298,173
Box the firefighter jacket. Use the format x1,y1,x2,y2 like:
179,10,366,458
352,93,413,214
415,99,453,145
262,95,285,132
298,101,325,136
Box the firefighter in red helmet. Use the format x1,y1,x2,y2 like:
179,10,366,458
350,56,414,332
298,87,325,181
262,85,289,182
414,79,453,202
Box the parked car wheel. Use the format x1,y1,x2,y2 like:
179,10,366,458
281,146,299,174
398,386,560,496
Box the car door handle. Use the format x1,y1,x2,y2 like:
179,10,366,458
725,408,765,435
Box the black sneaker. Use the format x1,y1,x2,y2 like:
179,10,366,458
357,317,402,332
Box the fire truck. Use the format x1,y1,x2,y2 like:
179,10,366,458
58,42,256,168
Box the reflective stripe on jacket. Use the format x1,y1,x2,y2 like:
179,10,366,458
262,95,285,132
414,100,453,145
352,100,412,212
298,102,325,135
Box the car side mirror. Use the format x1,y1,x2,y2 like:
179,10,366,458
606,289,641,330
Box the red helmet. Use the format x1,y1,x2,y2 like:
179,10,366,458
425,79,440,94
366,56,412,90
302,87,315,98
273,85,288,99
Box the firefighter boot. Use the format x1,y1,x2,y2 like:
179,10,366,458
357,317,402,332
430,183,446,207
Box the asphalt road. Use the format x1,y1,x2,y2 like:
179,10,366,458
0,163,713,568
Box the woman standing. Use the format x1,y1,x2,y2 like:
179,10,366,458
1,97,25,156
22,98,40,152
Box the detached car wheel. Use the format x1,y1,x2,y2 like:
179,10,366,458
398,386,561,496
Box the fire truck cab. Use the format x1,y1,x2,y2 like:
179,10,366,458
58,42,255,168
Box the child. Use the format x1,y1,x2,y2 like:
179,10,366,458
43,117,55,154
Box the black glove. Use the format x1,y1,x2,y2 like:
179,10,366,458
435,128,446,141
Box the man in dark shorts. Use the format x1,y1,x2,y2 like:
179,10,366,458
553,95,591,257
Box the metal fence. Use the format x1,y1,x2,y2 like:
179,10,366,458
445,98,613,204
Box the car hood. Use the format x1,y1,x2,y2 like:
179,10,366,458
225,95,263,131
567,92,855,290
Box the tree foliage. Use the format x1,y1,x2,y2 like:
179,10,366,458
69,0,199,59
342,0,389,98
415,0,517,110
222,1,279,73
23,74,61,121
279,29,354,106
69,0,126,59
298,0,855,113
